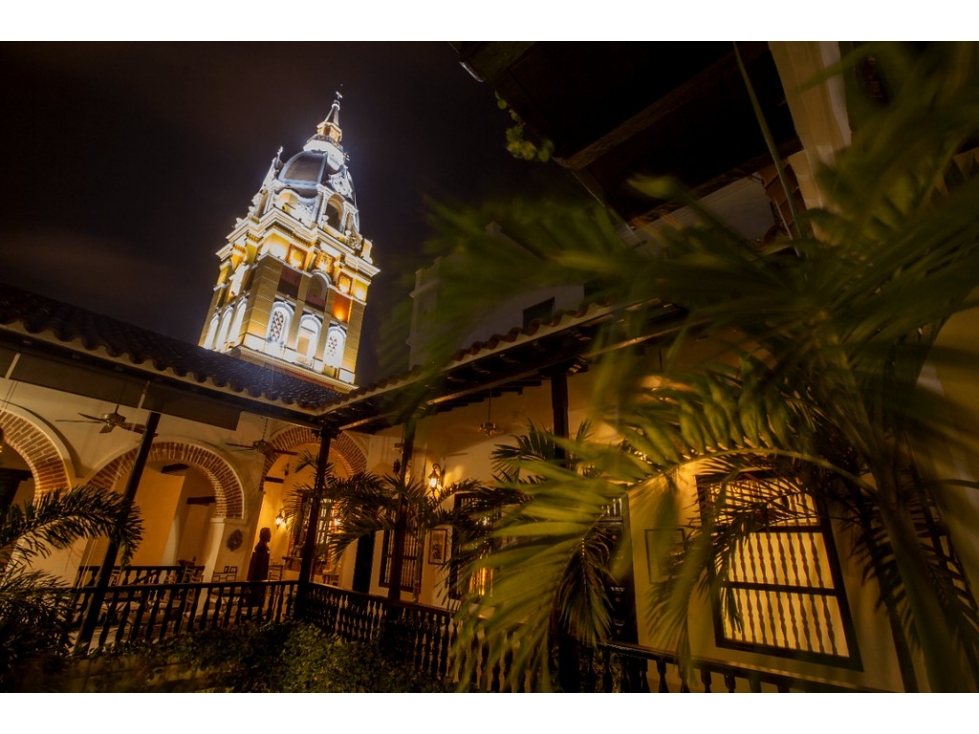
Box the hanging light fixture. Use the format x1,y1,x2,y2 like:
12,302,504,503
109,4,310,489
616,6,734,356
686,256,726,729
428,463,444,491
275,509,287,528
478,393,504,437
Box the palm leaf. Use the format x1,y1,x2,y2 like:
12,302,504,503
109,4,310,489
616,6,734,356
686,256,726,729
1,485,143,565
428,43,979,692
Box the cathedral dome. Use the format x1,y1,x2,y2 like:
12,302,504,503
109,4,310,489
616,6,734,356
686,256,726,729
280,150,334,184
275,93,356,203
277,143,356,202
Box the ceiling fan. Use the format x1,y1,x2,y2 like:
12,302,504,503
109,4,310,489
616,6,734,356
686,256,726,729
226,438,299,460
476,394,506,437
58,406,149,435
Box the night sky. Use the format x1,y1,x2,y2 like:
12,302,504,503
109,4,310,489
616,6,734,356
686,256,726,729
0,42,581,385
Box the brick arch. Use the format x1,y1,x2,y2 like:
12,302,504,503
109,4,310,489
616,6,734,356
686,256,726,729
0,410,71,498
89,441,246,519
263,427,366,478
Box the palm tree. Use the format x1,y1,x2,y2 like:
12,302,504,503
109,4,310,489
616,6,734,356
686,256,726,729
287,457,484,598
0,484,143,690
476,421,626,691
285,461,388,570
486,420,622,650
430,43,979,691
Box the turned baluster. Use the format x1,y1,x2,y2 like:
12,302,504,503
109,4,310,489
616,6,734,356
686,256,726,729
700,668,713,693
601,649,613,692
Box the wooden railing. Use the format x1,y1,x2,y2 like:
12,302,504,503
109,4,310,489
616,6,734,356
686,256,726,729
74,564,205,587
298,583,879,692
68,580,298,654
299,583,462,684
60,576,878,691
585,640,878,693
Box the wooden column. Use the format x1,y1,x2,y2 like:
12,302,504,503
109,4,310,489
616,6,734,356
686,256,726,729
387,417,415,602
549,366,570,466
76,411,161,651
299,426,336,585
0,468,32,512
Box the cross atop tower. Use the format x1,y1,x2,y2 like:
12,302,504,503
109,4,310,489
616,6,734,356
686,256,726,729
318,91,343,142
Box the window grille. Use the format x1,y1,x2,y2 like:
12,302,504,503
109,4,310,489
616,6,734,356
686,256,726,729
448,494,496,601
697,472,861,668
324,325,345,368
268,309,286,345
287,498,334,570
380,529,419,592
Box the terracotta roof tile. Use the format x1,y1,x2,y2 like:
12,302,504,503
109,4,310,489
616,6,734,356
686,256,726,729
332,300,613,408
0,281,342,412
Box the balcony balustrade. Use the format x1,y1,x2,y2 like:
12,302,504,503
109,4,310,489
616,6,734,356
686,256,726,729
67,579,297,654
59,574,878,691
74,564,205,587
297,584,877,692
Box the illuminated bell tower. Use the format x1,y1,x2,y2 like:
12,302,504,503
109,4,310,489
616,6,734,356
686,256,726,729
199,94,378,391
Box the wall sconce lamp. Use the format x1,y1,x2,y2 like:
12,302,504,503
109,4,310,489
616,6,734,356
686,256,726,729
275,509,287,528
428,463,444,491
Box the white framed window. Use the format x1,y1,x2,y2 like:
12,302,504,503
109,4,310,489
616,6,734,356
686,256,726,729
325,201,343,231
216,307,234,350
297,314,321,361
203,314,220,350
229,299,248,347
696,472,860,668
306,273,330,308
267,302,293,346
323,324,346,368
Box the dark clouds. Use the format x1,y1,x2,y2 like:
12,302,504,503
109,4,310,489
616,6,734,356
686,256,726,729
0,42,579,384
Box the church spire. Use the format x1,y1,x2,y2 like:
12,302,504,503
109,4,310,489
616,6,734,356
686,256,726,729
200,101,378,392
316,92,343,143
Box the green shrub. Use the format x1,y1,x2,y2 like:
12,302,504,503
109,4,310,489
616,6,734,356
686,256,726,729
276,623,446,692
56,622,448,693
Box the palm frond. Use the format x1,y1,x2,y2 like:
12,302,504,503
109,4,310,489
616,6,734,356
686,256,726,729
1,485,143,565
0,569,72,690
431,43,979,692
1,485,142,689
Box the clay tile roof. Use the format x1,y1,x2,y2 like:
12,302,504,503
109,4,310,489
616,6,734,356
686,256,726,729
331,299,615,409
0,281,342,412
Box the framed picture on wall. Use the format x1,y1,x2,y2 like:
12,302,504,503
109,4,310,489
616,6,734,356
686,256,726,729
428,528,448,565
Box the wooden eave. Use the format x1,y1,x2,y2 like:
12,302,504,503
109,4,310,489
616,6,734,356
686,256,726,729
319,300,684,434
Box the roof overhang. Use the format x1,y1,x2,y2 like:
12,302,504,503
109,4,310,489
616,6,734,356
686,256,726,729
0,328,324,430
320,299,684,434
452,41,801,223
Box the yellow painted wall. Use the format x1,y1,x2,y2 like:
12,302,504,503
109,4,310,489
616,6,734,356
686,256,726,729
130,468,184,566
169,468,216,565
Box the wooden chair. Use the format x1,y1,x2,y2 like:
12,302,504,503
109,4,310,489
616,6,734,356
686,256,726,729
321,571,340,586
206,571,239,613
267,564,283,581
185,566,204,584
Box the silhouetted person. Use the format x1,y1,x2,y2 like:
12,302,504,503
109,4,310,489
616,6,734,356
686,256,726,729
246,526,271,606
